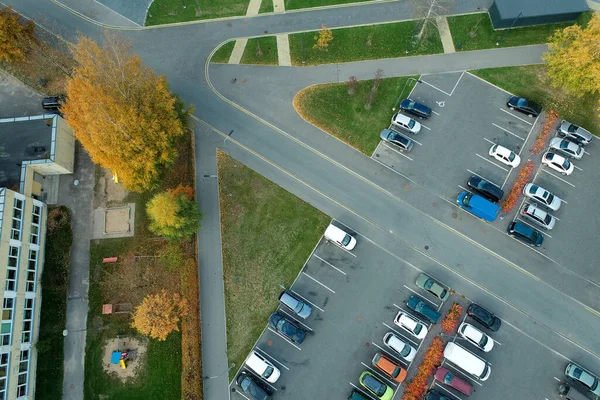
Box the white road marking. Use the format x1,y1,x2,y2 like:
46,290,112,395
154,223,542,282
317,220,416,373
500,107,533,125
465,71,513,95
233,389,251,400
432,110,441,116
518,113,540,156
466,169,502,188
450,72,465,96
254,347,289,370
421,124,431,131
302,272,335,293
475,153,509,172
372,157,413,180
574,165,583,171
383,322,419,347
540,168,576,188
515,218,552,239
267,327,302,350
277,308,314,331
360,362,398,387
403,285,440,308
483,137,496,146
380,142,414,161
492,122,525,140
554,377,561,382
458,185,469,192
314,254,346,275
585,150,591,155
290,289,324,313
420,79,452,96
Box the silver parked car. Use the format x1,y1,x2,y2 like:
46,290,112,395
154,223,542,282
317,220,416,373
558,120,593,146
549,137,584,160
522,183,562,211
520,203,556,230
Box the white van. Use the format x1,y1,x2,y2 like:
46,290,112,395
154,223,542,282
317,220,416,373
443,342,491,381
324,224,356,251
245,351,281,383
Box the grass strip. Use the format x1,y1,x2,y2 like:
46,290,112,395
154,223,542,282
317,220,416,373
146,0,250,25
241,36,279,65
212,41,235,64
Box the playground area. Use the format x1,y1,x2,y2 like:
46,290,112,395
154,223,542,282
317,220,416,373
102,336,148,380
92,169,136,239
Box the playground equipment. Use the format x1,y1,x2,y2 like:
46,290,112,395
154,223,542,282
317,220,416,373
110,336,137,369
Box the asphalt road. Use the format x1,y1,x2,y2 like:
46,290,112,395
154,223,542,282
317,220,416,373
5,1,599,399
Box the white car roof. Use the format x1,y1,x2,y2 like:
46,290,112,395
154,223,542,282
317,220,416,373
462,323,484,342
494,145,513,157
399,314,418,330
393,113,412,124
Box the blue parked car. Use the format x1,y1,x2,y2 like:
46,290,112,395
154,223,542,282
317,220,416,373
268,312,306,344
456,191,500,223
407,295,440,323
400,98,432,119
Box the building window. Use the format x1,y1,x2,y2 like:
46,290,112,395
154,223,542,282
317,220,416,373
5,247,18,292
21,299,33,344
29,205,41,245
25,250,37,293
16,350,28,397
1,298,13,346
0,352,9,400
10,199,23,241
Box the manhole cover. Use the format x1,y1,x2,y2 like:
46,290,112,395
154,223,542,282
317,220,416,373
375,153,380,158
424,245,429,250
452,212,457,219
365,342,371,347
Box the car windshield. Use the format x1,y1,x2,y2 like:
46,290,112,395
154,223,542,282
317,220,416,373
294,301,304,314
444,372,454,385
562,159,571,169
479,334,488,348
517,98,527,107
440,289,447,298
413,324,422,335
508,152,515,161
559,141,570,150
400,344,411,357
408,100,416,108
462,193,472,206
342,234,352,246
264,366,274,378
543,215,553,225
392,366,401,378
240,377,251,391
424,279,434,290
408,120,415,129
365,375,384,395
568,124,578,133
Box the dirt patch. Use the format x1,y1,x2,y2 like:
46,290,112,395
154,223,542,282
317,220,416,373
105,208,130,234
102,336,148,381
95,168,128,208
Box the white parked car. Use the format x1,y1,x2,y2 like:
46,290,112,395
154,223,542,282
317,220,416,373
549,137,584,160
391,112,421,134
383,332,416,362
488,144,521,167
522,183,562,211
458,322,494,352
394,312,428,340
542,152,574,175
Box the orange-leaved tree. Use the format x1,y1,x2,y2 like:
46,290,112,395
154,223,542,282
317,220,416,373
131,290,189,341
0,7,35,62
62,31,193,192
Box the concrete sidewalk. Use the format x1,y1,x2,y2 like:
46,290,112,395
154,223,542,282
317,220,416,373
436,16,455,54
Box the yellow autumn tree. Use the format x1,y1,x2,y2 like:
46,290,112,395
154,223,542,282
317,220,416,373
146,186,201,242
62,31,192,192
544,13,600,97
313,25,333,50
0,7,35,62
131,290,189,341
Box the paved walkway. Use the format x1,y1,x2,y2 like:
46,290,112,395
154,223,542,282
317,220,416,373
276,34,291,66
59,143,95,400
436,16,455,54
273,0,285,13
228,38,248,64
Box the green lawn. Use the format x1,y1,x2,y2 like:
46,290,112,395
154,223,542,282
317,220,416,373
290,22,443,65
259,0,274,13
285,0,373,10
447,12,593,51
471,66,600,135
241,36,279,65
217,151,329,380
84,239,183,400
212,41,235,64
294,76,418,154
146,0,250,25
35,206,72,400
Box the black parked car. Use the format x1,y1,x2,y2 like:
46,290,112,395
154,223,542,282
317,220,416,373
236,372,271,400
268,312,306,344
467,175,504,203
400,98,432,119
507,221,544,247
467,303,501,331
425,389,452,400
506,96,541,117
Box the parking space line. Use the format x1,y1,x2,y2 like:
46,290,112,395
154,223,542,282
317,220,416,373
492,123,525,141
433,382,463,400
350,383,377,400
382,322,419,347
466,169,501,188
372,158,413,181
370,342,408,367
360,362,398,387
554,377,561,382
432,110,441,116
574,165,583,172
277,308,314,331
483,137,496,146
540,168,576,188
290,289,324,313
233,389,251,400
267,327,302,350
585,150,591,155
381,142,414,161
420,79,452,96
458,185,469,192
254,347,290,370
475,153,509,172
449,71,465,96
314,254,346,275
402,285,441,308
499,108,533,125
392,304,431,328
515,218,553,239
421,124,431,131
302,272,335,293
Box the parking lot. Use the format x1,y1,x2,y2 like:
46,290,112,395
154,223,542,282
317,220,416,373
229,220,585,400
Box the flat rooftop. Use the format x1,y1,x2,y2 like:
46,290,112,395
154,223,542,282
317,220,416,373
0,115,54,190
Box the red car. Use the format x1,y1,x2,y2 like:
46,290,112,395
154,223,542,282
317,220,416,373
435,367,473,396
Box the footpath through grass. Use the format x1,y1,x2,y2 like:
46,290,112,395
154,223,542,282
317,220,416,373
290,22,443,65
471,66,600,136
146,0,250,25
447,12,593,51
284,0,373,10
217,151,329,380
294,76,418,154
35,206,72,400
